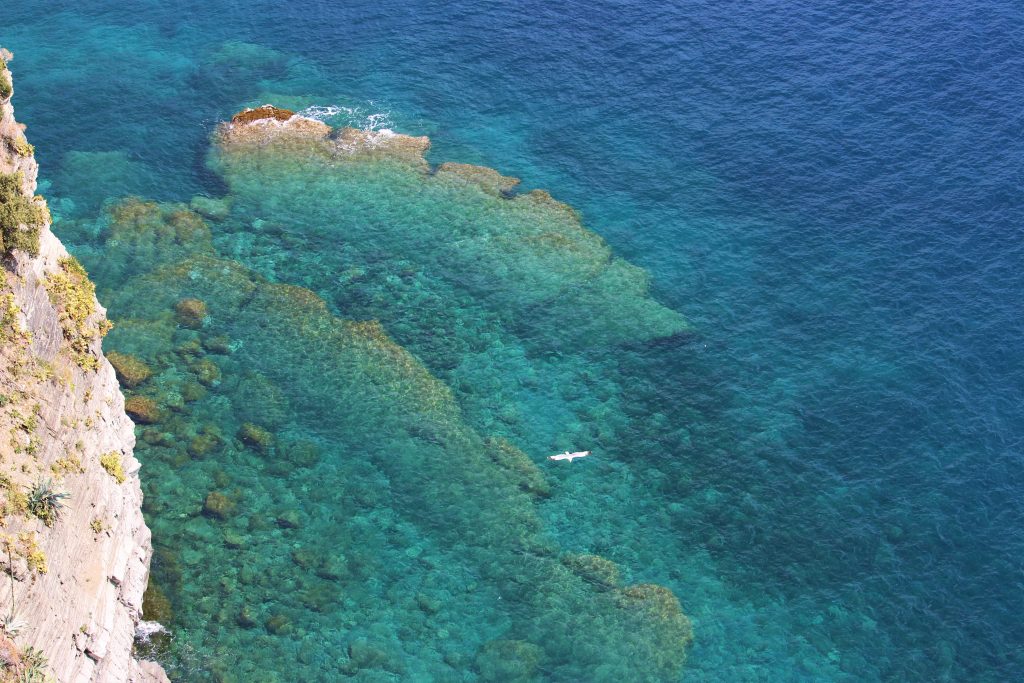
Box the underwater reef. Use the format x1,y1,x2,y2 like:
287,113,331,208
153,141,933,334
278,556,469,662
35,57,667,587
50,107,695,681
212,107,688,352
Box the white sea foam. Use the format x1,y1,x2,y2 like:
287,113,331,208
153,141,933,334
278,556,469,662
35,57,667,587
299,104,357,121
135,620,167,643
298,102,395,133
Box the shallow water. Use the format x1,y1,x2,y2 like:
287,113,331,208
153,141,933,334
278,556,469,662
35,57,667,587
5,1,1024,680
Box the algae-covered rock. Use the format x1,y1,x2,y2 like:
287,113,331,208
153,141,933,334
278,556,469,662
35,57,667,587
415,592,441,615
485,437,550,497
345,639,404,674
202,491,236,520
124,395,161,423
180,380,207,403
291,547,317,571
203,334,232,354
223,529,245,550
95,199,215,286
275,510,301,529
139,581,174,653
188,424,223,459
141,428,168,446
174,298,208,329
297,583,339,613
614,583,693,676
316,555,346,581
264,613,292,636
142,582,174,623
191,357,221,386
561,553,621,590
231,105,295,125
434,162,521,196
238,422,274,453
237,605,258,629
107,350,153,388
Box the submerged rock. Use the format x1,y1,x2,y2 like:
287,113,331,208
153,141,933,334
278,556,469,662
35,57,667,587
174,297,208,329
238,422,274,453
264,613,292,635
236,607,257,629
124,395,161,423
485,437,550,497
107,350,154,388
275,510,301,529
202,491,236,520
345,639,403,674
434,162,520,196
189,195,231,221
191,357,221,386
561,553,621,590
187,424,223,459
214,104,688,348
180,380,207,403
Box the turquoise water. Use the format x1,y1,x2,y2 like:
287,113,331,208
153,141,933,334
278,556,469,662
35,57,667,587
5,1,1024,680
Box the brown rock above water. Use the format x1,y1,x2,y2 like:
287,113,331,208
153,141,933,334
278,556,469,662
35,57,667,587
231,104,294,124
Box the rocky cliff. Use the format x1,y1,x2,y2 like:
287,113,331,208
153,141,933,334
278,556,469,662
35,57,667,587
0,50,167,683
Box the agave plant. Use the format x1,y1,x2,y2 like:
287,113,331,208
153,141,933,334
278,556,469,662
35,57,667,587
26,479,69,527
0,611,25,637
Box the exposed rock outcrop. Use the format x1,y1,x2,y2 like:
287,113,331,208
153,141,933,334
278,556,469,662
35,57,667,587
0,51,167,683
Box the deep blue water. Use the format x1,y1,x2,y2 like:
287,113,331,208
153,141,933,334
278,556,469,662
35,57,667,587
4,1,1024,680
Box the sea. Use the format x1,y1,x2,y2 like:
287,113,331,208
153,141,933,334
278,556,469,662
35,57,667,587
3,1,1023,680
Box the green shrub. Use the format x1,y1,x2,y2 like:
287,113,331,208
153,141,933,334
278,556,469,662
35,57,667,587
45,257,105,369
100,452,126,484
10,136,33,157
0,172,46,256
19,644,51,681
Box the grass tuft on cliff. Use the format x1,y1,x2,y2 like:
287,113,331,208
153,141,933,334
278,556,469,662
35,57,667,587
44,257,111,370
99,452,126,484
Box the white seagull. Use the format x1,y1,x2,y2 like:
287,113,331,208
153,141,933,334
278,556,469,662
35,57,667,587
548,450,591,463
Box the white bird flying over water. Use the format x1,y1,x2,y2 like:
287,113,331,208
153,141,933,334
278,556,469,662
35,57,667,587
549,450,591,462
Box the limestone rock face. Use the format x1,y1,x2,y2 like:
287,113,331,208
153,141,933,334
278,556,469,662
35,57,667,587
0,53,167,683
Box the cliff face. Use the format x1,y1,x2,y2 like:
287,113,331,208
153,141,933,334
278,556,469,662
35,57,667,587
0,52,167,683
